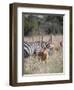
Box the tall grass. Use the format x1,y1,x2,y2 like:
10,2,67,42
23,35,63,74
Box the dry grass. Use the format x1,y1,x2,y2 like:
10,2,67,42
23,35,63,74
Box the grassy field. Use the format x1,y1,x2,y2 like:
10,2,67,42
23,35,63,74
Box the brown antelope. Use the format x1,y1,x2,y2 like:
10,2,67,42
38,47,48,63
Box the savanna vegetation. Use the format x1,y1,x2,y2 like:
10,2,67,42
24,14,63,36
23,14,63,74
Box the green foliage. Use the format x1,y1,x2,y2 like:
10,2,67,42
24,14,63,36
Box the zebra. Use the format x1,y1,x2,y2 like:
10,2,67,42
24,41,44,58
24,40,53,58
24,42,35,58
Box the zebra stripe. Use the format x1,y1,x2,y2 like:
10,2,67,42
24,49,29,58
24,41,52,58
24,42,32,54
24,42,34,58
